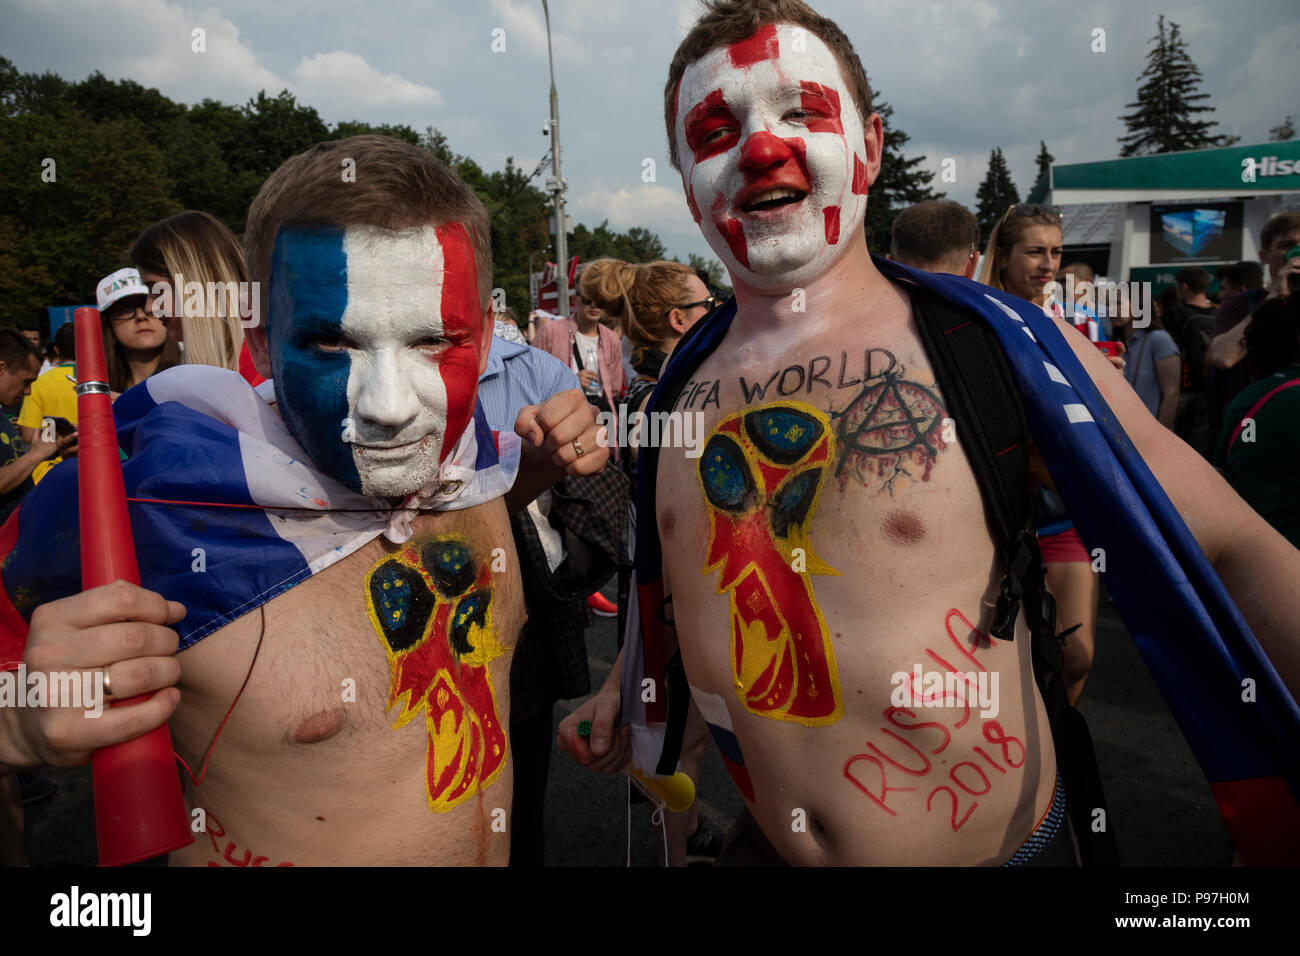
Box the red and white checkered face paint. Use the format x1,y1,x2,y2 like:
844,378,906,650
674,24,871,291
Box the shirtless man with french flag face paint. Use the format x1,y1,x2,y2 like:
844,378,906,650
0,136,614,866
675,23,873,291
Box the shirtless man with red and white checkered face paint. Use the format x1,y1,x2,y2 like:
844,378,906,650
561,1,1300,867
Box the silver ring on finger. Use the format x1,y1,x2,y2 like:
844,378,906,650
101,667,114,701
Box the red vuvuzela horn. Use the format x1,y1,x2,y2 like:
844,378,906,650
75,307,193,866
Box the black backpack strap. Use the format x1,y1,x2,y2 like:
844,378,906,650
907,283,1040,642
908,282,1119,867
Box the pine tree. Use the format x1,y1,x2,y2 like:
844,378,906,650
1269,115,1296,142
1034,141,1055,183
975,148,1019,245
863,80,944,253
1025,140,1055,203
1117,15,1239,157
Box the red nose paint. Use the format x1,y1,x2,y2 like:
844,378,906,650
685,88,739,165
824,206,841,245
739,129,796,170
728,23,779,68
799,81,844,136
852,153,870,195
433,222,481,464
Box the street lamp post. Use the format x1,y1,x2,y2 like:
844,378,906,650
542,0,569,319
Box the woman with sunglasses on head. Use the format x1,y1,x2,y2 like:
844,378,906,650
979,203,1098,706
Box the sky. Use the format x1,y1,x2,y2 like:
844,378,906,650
3,0,1296,268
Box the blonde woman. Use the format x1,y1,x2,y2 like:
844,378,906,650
132,210,262,383
979,202,1099,706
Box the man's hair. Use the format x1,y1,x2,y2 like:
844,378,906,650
1260,211,1300,252
1061,261,1095,283
0,328,38,371
1237,260,1265,290
1175,266,1211,295
244,136,493,326
890,200,978,271
53,321,76,361
664,0,873,172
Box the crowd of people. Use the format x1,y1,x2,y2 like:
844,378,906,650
1,0,1297,871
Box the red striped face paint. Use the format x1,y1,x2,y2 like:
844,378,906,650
674,24,872,291
432,222,483,465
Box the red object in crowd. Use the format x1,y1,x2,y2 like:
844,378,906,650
74,307,194,866
238,341,267,386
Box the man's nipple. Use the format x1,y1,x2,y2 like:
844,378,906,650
881,510,926,546
291,708,347,744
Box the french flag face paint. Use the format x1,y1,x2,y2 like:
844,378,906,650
675,24,871,292
268,223,483,498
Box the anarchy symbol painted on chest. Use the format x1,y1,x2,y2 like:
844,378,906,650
834,369,948,495
698,402,843,726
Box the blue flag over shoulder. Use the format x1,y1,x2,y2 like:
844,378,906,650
629,256,1300,865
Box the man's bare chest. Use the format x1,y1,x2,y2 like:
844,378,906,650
173,504,523,773
657,326,992,558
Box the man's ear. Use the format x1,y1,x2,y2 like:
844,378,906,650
963,255,978,280
478,300,494,377
246,324,271,379
860,112,885,189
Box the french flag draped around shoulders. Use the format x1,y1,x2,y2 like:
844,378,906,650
0,364,518,660
625,254,1300,864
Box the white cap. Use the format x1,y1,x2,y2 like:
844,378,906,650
96,267,149,313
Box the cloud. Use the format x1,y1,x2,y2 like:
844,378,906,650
572,178,696,237
291,51,443,116
487,0,583,62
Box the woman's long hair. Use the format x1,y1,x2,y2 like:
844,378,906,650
131,210,247,371
579,258,696,364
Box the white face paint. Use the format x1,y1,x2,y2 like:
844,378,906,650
674,24,872,291
341,227,451,496
271,224,483,499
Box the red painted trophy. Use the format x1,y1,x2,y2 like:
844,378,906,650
75,307,193,865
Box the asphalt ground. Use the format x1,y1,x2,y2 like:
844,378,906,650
17,581,1231,867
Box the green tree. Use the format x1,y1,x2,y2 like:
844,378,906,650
1034,141,1054,183
863,83,944,253
333,120,420,144
1117,15,1239,157
975,147,1019,245
1269,115,1296,142
0,108,178,325
1026,140,1055,203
